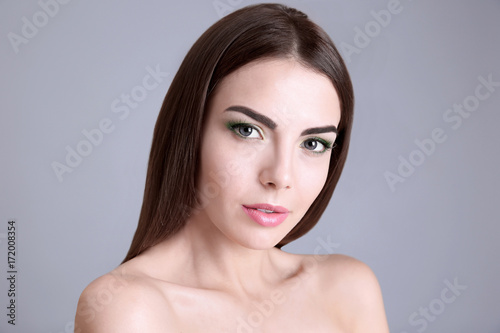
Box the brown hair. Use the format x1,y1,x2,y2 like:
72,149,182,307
123,3,353,262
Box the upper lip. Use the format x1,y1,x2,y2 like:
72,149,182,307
243,203,289,214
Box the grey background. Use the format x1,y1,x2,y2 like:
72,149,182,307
1,0,499,332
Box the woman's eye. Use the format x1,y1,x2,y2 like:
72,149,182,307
238,125,254,137
301,138,332,154
228,123,263,139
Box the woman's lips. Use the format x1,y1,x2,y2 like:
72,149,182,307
242,204,289,227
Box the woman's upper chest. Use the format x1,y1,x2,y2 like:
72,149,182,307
160,275,347,332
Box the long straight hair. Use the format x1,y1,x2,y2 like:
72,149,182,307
123,3,353,263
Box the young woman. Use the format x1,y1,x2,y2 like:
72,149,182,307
76,3,389,332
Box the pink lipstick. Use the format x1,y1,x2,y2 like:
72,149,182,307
242,203,289,227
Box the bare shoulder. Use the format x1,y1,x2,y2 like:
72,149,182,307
313,254,390,333
75,266,178,333
314,253,378,282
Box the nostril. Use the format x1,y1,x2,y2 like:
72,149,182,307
265,181,277,188
264,180,291,190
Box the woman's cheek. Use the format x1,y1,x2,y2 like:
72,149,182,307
299,160,329,200
205,147,253,197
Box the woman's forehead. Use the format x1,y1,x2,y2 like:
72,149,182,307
209,58,341,128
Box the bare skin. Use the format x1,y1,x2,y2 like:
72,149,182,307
75,59,389,332
76,239,388,332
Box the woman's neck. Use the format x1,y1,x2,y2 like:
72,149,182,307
143,212,295,299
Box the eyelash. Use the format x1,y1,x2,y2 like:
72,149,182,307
302,137,334,155
225,120,335,155
226,120,264,139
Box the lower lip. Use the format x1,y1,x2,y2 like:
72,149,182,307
242,206,289,227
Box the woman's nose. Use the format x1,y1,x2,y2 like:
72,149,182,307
258,146,293,190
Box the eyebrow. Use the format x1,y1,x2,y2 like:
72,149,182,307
224,105,337,135
224,105,277,130
301,126,337,136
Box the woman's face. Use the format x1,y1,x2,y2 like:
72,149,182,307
195,58,341,250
